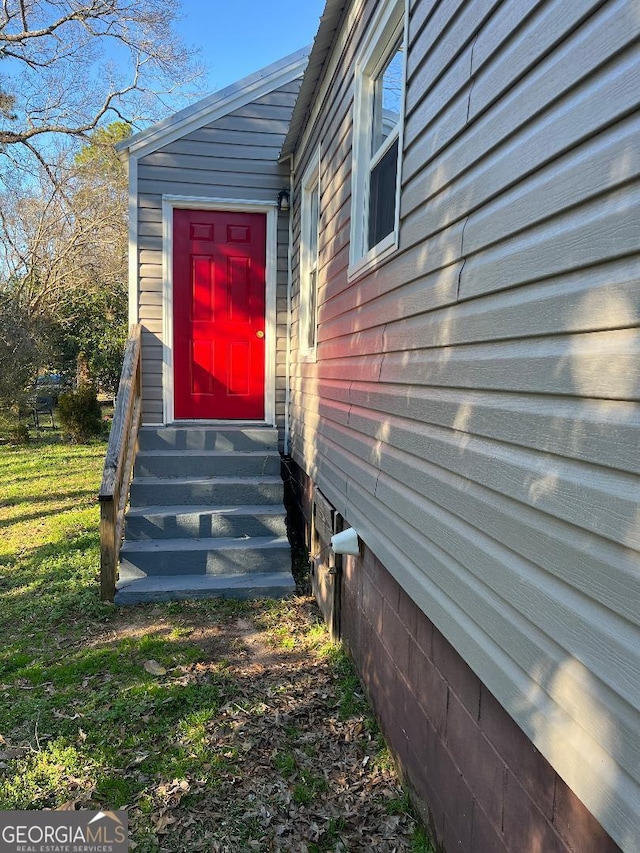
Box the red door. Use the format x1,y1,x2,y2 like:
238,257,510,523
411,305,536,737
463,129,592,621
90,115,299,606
173,209,266,420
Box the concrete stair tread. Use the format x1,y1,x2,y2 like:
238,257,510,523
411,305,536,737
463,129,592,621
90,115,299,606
133,450,282,479
119,534,292,578
125,504,285,517
114,571,296,604
131,475,283,485
135,449,280,457
137,426,279,451
121,535,289,553
124,504,287,542
119,426,292,603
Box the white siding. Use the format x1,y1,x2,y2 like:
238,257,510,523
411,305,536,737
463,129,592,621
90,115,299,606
289,1,640,849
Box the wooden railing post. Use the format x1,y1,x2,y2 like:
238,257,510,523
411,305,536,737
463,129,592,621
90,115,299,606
100,498,117,601
98,324,142,601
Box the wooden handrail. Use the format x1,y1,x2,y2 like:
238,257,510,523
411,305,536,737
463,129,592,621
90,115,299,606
98,323,142,601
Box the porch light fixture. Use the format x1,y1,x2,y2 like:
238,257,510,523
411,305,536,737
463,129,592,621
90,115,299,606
277,189,290,212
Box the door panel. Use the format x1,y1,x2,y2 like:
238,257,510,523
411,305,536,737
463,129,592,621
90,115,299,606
173,209,266,420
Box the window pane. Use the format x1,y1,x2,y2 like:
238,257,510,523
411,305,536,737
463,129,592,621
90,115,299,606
309,186,319,258
372,40,403,155
307,269,317,351
368,137,398,249
302,178,319,354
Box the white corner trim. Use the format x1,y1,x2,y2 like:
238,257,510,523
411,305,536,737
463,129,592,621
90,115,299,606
127,157,139,325
284,155,295,456
161,195,278,427
161,199,174,424
298,145,321,362
122,50,309,161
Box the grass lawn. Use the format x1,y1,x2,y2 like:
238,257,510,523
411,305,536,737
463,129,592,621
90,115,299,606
0,435,434,852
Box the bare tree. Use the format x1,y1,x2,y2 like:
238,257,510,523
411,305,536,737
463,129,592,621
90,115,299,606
0,149,124,314
0,291,39,408
0,0,203,175
0,2,203,406
0,121,130,402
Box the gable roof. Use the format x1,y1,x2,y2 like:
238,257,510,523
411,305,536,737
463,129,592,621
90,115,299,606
280,0,348,160
117,46,310,160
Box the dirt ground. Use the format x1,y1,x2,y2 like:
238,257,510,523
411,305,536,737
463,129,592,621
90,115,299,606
114,596,421,852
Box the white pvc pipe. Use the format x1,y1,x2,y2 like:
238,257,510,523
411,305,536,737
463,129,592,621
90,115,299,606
331,527,360,556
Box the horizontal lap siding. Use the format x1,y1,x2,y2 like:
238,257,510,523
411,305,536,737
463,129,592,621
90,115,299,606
136,80,301,430
289,0,640,849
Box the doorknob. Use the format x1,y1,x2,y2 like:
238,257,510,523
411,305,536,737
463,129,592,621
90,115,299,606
256,330,265,338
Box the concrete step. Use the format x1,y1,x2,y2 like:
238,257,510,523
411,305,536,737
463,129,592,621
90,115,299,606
137,426,278,452
115,571,296,605
134,449,281,479
125,504,287,541
129,475,284,508
115,424,294,605
119,535,291,579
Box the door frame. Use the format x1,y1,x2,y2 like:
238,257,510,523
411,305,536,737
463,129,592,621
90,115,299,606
161,195,278,425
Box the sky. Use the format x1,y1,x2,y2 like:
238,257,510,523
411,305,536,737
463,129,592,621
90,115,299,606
174,0,327,94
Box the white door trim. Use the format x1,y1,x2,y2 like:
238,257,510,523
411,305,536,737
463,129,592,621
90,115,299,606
161,195,278,426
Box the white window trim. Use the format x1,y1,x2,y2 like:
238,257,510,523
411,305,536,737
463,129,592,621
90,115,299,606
299,148,321,362
161,195,278,426
349,0,407,281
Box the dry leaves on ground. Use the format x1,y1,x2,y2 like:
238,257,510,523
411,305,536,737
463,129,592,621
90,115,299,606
126,598,419,852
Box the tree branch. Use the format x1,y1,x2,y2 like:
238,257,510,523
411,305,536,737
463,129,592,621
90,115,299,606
1,2,113,43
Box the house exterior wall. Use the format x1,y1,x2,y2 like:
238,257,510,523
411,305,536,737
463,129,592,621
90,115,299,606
288,1,640,850
292,461,624,853
134,78,302,441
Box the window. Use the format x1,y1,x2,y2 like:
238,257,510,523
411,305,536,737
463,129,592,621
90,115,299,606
350,0,406,277
300,149,320,360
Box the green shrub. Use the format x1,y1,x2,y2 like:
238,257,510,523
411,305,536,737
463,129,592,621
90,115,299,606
57,385,102,443
8,423,30,445
0,408,30,445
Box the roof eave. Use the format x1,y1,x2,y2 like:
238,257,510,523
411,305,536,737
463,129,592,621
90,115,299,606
117,46,310,161
280,0,348,160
